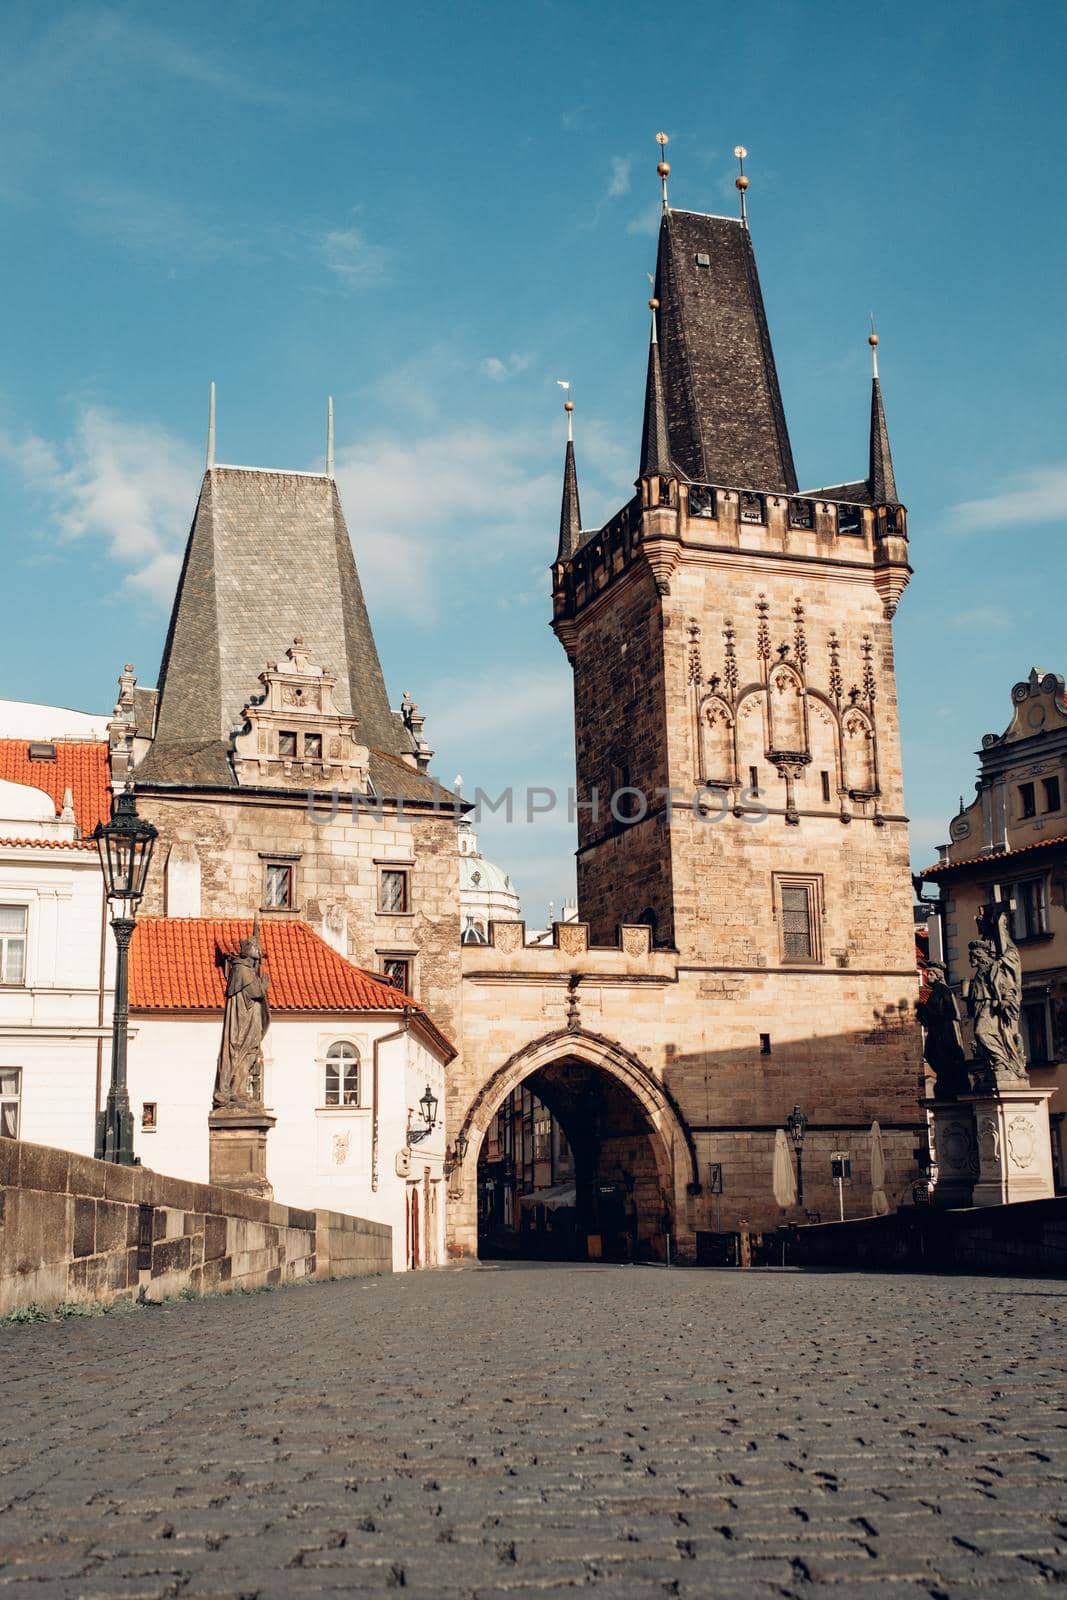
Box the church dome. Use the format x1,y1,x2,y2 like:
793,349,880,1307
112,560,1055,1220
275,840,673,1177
460,855,513,896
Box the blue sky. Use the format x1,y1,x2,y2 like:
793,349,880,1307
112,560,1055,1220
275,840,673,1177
2,0,1065,920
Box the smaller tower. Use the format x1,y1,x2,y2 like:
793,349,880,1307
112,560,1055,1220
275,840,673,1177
867,330,898,505
555,387,581,563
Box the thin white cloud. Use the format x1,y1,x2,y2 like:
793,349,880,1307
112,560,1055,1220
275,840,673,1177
948,605,1011,631
626,200,661,238
479,354,530,382
950,466,1067,533
607,156,631,198
2,7,298,114
2,406,197,605
71,180,235,261
335,425,560,621
316,227,390,290
428,667,572,758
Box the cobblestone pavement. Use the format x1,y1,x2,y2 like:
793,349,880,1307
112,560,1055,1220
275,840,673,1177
1,1264,1066,1598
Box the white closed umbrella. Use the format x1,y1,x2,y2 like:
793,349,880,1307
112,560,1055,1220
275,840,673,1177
773,1128,798,1209
870,1121,889,1215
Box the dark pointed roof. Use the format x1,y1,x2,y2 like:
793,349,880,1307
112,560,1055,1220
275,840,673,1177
652,210,797,493
556,441,582,562
868,376,898,505
136,466,415,788
639,315,672,479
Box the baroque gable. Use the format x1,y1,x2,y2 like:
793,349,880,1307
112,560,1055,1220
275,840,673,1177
232,639,371,790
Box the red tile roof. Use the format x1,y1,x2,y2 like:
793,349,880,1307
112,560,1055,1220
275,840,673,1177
0,740,110,836
920,832,1067,877
129,918,454,1057
0,837,97,851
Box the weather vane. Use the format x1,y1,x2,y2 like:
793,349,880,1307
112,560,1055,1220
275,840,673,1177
556,379,574,442
656,132,670,212
734,145,749,227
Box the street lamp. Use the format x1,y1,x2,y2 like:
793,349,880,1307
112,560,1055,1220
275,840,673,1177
407,1083,439,1146
445,1126,469,1176
787,1103,808,1206
93,789,157,1164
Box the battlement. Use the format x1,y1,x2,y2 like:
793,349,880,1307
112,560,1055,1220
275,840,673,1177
460,918,679,979
553,484,909,625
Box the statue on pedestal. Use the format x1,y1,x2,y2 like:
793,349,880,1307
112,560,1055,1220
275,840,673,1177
916,963,970,1100
967,902,1027,1092
213,914,270,1109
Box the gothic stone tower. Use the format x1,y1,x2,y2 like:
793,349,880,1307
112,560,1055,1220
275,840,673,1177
548,197,920,1197
117,462,462,1042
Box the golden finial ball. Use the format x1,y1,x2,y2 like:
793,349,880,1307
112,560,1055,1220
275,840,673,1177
735,174,749,191
657,161,671,178
869,332,879,347
648,296,659,311
563,400,574,413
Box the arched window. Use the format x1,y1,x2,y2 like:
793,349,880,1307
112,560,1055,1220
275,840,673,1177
325,1042,360,1107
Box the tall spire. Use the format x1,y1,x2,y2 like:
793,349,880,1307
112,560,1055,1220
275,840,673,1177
639,296,671,479
556,388,581,562
867,329,898,504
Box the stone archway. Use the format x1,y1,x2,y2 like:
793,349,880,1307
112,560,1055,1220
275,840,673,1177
447,1029,698,1261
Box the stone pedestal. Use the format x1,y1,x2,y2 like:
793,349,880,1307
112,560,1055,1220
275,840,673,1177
964,1087,1057,1207
924,1098,980,1209
208,1107,277,1199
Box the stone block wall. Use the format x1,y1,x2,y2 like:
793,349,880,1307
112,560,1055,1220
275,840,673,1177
0,1139,391,1316
454,922,923,1257
136,794,463,1043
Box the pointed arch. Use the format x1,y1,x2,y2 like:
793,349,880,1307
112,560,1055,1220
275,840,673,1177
766,659,807,756
735,683,768,790
455,1027,699,1191
697,692,736,787
841,704,878,796
804,689,841,807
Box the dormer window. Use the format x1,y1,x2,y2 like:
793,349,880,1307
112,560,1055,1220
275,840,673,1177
1019,782,1036,819
304,733,323,761
1043,776,1061,814
279,730,297,758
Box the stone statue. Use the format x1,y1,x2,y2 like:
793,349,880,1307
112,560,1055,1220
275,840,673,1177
967,903,1027,1091
916,963,970,1100
213,915,270,1109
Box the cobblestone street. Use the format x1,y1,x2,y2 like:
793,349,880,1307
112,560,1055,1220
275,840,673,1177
1,1263,1065,1597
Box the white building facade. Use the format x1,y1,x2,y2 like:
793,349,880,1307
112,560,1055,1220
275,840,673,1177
0,737,112,1154
126,916,452,1272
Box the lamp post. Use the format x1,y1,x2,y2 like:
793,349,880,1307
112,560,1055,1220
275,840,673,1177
93,789,157,1164
787,1103,808,1207
407,1083,439,1146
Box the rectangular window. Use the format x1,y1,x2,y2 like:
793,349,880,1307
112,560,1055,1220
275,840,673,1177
774,876,822,965
1021,1000,1051,1066
379,868,410,914
1010,878,1048,940
1043,776,1061,814
1019,782,1036,819
264,862,294,909
749,765,759,792
278,730,297,758
383,957,411,993
141,1101,157,1130
0,907,27,985
820,770,831,803
0,1067,20,1138
304,732,323,761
